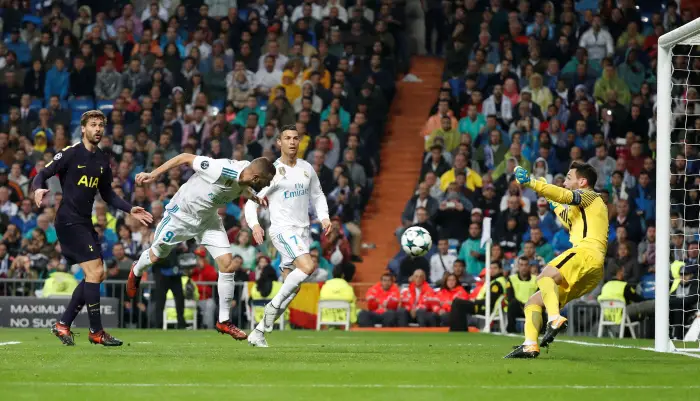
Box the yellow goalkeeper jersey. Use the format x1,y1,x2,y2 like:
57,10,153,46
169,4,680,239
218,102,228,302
527,180,609,256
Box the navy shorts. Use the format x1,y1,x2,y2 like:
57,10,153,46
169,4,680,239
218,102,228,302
55,223,102,265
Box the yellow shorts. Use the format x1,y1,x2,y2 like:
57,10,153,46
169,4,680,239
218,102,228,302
547,247,604,307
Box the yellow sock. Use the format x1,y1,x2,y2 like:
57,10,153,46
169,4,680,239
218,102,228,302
537,277,561,318
524,304,543,344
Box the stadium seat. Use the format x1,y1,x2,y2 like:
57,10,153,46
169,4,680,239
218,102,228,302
162,299,198,330
248,299,285,331
96,100,114,113
68,99,94,113
69,99,95,122
30,99,43,111
597,299,639,339
316,300,351,331
472,295,506,334
1,114,8,125
239,8,249,21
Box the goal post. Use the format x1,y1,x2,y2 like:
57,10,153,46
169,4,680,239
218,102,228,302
656,18,700,353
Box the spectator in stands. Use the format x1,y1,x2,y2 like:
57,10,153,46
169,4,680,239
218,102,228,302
579,15,614,62
606,241,642,286
400,181,439,236
421,143,451,180
359,273,400,327
95,58,123,100
506,256,538,333
11,199,36,235
436,273,468,326
398,269,439,327
638,224,656,274
321,217,355,279
230,229,256,271
612,198,644,243
458,222,485,276
435,181,472,241
520,240,545,272
44,57,69,102
429,238,457,284
449,261,507,331
421,100,458,138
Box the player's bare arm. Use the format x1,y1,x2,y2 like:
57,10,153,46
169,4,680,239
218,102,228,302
136,153,196,184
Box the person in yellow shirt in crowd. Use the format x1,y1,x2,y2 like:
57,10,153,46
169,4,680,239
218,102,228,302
506,256,538,333
425,115,461,153
42,266,79,298
165,272,199,327
597,265,647,336
439,153,483,193
270,70,301,104
319,265,357,325
492,143,532,181
303,54,331,89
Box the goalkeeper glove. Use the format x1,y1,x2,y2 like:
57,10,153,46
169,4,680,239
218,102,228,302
514,166,531,185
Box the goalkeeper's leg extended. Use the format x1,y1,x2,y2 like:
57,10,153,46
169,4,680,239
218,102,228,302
504,265,567,359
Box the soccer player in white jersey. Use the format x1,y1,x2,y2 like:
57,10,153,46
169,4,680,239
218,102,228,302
126,153,275,340
245,125,331,347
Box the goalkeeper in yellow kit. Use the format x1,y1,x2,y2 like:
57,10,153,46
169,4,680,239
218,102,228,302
504,162,608,359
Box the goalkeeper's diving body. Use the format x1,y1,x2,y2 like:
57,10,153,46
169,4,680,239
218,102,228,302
504,162,608,359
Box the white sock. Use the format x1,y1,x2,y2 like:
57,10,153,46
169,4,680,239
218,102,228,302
218,272,235,323
547,314,561,323
271,269,308,309
255,290,299,332
280,290,298,310
133,249,154,277
523,339,537,346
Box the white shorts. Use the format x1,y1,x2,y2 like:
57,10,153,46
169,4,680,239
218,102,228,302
271,227,311,269
151,207,231,260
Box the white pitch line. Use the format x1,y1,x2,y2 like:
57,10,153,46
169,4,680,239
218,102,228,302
3,382,699,390
0,341,21,346
496,333,700,359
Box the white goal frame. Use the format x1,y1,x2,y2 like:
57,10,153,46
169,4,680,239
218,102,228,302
656,18,700,353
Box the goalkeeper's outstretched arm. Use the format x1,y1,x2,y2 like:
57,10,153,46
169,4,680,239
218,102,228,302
515,169,597,208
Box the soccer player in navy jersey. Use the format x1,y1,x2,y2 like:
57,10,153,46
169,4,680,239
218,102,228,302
31,110,153,346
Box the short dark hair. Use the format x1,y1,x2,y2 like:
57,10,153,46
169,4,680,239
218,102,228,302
80,110,106,127
569,161,597,188
518,255,529,263
279,124,297,133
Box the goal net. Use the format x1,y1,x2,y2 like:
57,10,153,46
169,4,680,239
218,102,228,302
657,19,700,352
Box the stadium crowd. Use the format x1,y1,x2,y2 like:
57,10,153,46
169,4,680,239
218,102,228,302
0,0,408,327
361,0,698,332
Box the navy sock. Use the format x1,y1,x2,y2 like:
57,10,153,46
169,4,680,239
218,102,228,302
84,282,103,333
59,280,86,326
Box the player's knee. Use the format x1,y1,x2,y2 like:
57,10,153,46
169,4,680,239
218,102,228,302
293,254,315,275
83,261,105,283
215,254,235,273
537,266,562,284
148,248,160,264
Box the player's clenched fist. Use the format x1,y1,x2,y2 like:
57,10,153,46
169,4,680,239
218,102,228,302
514,166,531,185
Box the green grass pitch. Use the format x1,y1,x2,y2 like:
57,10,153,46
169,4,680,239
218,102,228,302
1,329,698,401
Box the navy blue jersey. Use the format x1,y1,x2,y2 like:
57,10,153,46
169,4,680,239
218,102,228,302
32,142,132,225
